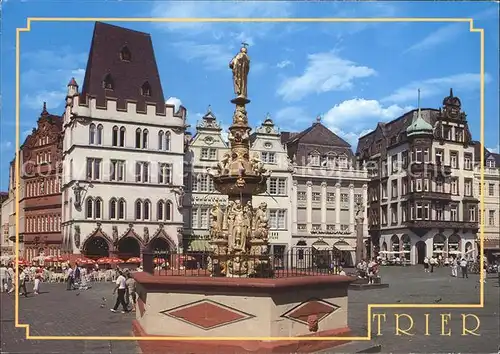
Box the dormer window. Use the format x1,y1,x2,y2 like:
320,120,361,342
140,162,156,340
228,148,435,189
141,82,152,97
120,46,131,61
102,74,114,90
309,152,320,166
487,159,496,168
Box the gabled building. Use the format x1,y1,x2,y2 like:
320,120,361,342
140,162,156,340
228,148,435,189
182,107,229,252
284,117,369,266
474,143,500,261
61,22,187,259
357,90,479,265
20,104,64,260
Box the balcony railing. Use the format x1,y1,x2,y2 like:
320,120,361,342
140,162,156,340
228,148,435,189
407,191,452,201
405,220,478,231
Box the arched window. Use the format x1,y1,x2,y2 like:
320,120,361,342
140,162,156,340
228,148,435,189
102,74,114,90
165,131,171,151
142,129,149,149
109,198,117,219
158,131,164,150
89,124,96,145
144,200,151,220
96,124,103,145
135,200,142,220
157,201,164,221
119,126,126,147
86,197,93,219
135,128,141,149
118,199,126,220
95,198,102,219
165,200,173,221
112,126,119,147
141,81,151,97
120,46,131,61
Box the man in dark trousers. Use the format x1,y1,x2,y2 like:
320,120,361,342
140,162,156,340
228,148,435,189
460,258,468,278
110,270,128,313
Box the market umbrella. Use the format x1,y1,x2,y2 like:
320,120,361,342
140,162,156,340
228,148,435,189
97,257,110,264
76,257,95,265
126,257,142,263
108,257,124,265
43,255,58,263
153,257,165,265
57,255,69,262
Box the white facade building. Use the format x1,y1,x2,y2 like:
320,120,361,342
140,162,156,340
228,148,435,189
61,22,187,258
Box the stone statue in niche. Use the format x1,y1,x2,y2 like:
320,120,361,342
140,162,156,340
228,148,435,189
74,225,81,248
112,226,119,244
73,182,84,209
172,186,185,208
143,227,149,244
209,201,223,240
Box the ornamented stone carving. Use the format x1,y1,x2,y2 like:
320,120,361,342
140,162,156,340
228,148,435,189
112,226,119,244
143,227,149,244
74,225,81,248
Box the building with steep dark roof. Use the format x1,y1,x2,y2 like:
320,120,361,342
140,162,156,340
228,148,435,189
357,89,479,265
61,22,187,258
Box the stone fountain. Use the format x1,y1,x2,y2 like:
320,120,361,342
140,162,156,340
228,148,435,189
207,44,271,278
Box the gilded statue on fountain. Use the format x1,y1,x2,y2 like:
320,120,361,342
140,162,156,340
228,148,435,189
208,43,271,278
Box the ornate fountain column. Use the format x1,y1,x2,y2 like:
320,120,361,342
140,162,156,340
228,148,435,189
207,44,270,278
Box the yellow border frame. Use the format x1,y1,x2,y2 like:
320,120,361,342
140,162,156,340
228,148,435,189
13,17,485,342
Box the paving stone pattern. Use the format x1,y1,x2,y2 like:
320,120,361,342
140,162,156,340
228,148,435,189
1,266,498,353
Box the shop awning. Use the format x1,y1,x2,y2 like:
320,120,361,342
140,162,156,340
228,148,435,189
187,240,210,252
312,240,330,250
334,244,355,252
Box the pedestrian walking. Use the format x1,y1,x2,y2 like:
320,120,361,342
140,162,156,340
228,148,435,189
19,268,28,297
33,274,41,295
125,272,137,312
0,264,7,292
460,258,468,278
423,257,429,272
111,270,128,313
6,263,14,293
66,266,74,290
451,257,458,277
430,256,437,273
482,260,487,283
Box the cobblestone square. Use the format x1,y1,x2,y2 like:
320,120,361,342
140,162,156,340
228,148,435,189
1,266,498,353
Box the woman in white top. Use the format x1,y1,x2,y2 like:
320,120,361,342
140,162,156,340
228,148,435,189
423,257,429,272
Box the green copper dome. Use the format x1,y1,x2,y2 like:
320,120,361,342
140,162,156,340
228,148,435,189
407,108,433,137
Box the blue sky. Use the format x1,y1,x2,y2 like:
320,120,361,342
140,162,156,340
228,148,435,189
1,1,499,191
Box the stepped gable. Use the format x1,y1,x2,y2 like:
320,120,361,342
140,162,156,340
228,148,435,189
284,121,353,166
80,22,166,114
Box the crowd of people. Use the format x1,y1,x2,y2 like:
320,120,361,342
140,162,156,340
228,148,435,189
355,258,380,284
0,262,138,312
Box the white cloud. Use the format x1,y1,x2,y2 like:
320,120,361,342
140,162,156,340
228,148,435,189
382,73,492,104
277,52,376,102
22,90,66,111
274,106,313,130
323,98,413,127
487,146,499,154
405,7,498,53
276,60,292,69
322,98,413,147
166,97,182,112
152,1,292,36
172,41,234,70
21,49,86,110
0,141,13,152
404,23,461,53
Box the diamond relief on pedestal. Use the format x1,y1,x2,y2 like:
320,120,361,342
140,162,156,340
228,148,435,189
281,298,339,325
160,299,255,330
